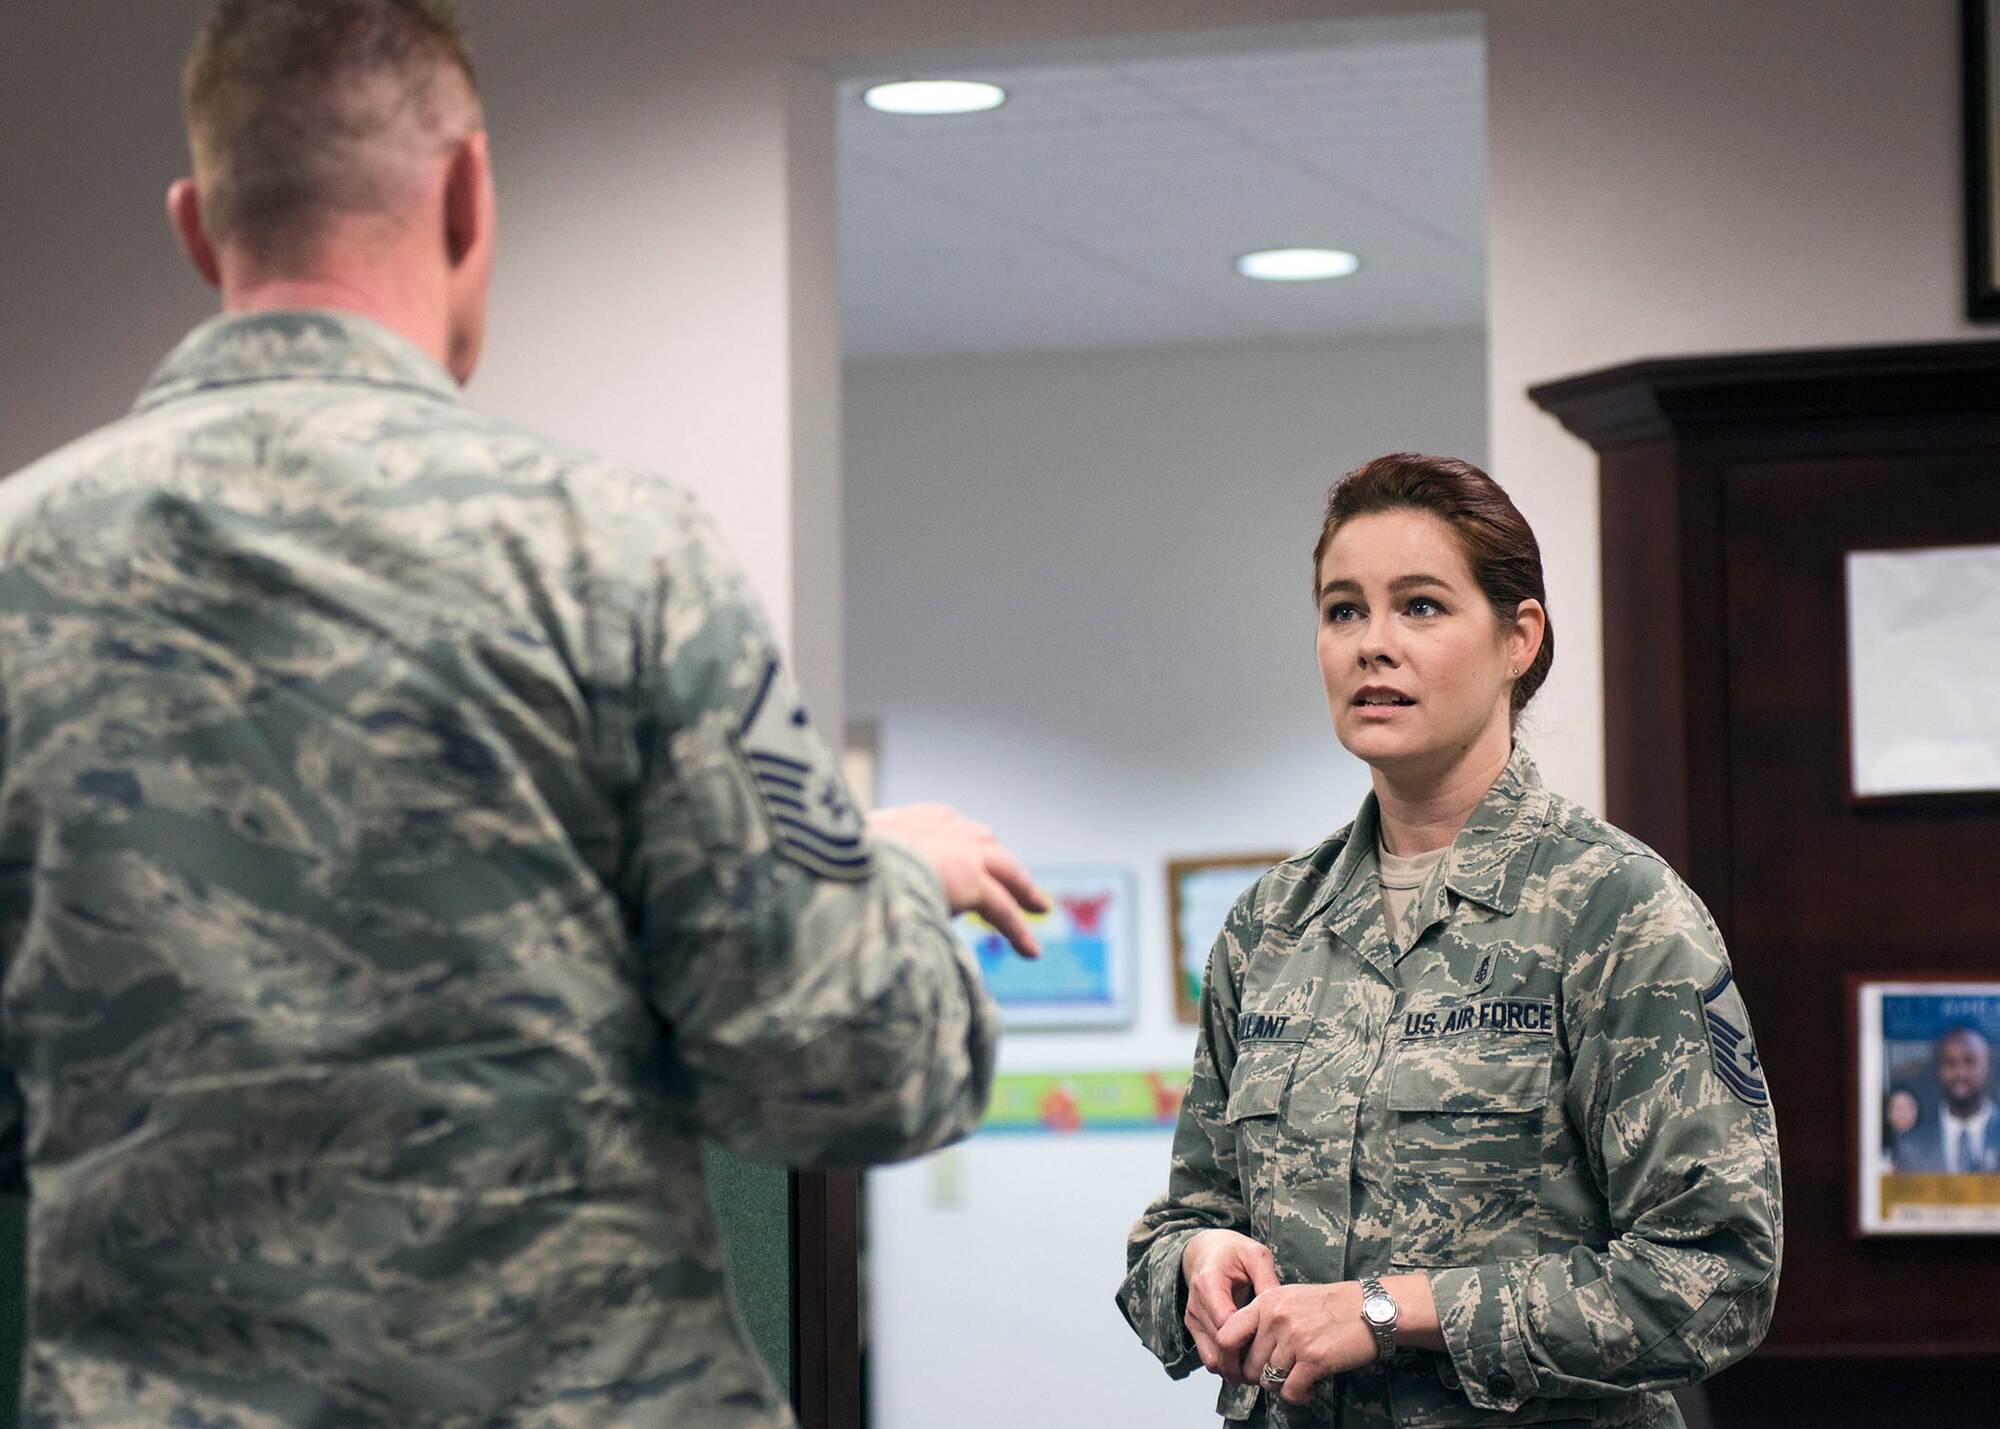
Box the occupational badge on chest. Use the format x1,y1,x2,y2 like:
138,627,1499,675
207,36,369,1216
1701,968,1768,1106
1463,948,1498,995
738,657,871,881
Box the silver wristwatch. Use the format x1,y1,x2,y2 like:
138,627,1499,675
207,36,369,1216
1358,1277,1398,1362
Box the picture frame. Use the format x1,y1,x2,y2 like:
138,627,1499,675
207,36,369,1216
1967,0,2000,319
1165,853,1288,1024
1841,543,2000,803
956,865,1135,1030
1850,975,2000,1235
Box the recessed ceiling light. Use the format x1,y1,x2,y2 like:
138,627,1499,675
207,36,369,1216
1235,248,1361,282
862,79,1007,116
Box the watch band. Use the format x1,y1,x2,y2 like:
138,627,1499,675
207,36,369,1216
1358,1276,1398,1362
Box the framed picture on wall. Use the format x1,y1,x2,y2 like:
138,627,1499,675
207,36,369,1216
1842,543,2000,802
1166,853,1289,1024
956,865,1135,1029
1852,976,2000,1235
1968,0,2000,317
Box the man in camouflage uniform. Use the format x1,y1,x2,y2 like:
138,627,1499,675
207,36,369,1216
1119,749,1782,1427
0,3,1042,1424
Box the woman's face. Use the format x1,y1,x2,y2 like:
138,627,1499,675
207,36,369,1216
1887,1089,1920,1137
1315,508,1540,783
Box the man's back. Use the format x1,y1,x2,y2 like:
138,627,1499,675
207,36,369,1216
0,309,992,1427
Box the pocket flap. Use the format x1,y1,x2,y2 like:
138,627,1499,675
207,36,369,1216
1388,1044,1551,1113
1224,1042,1302,1123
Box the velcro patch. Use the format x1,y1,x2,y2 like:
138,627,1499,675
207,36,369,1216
738,658,871,881
1702,968,1767,1106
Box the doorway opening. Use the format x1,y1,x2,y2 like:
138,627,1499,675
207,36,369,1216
836,14,1487,1425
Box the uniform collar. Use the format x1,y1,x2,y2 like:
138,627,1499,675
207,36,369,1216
1304,745,1551,936
1440,746,1550,915
133,309,464,414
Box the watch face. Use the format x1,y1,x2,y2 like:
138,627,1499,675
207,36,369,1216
1364,1295,1395,1325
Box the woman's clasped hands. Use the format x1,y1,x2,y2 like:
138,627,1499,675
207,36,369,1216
1183,1229,1438,1406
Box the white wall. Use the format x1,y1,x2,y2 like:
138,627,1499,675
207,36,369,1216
847,330,1487,1427
1482,0,1982,808
0,0,214,480
848,332,1489,1061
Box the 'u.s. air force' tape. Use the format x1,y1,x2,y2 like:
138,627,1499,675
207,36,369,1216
1702,968,1768,1106
738,658,871,881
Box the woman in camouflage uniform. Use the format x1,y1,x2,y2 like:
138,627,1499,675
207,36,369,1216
1119,454,1780,1428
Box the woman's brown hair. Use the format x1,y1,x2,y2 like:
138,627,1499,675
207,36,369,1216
1313,453,1554,720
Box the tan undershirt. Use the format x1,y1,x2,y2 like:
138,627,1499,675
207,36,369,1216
1377,834,1448,948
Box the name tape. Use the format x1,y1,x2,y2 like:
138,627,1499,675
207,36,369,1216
1236,1012,1310,1044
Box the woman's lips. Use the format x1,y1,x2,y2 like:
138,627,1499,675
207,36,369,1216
1353,687,1415,709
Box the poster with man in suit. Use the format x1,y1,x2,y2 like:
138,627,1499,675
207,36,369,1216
1858,983,2000,1233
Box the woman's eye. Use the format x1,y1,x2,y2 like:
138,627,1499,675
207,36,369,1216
1407,597,1444,617
1325,602,1359,623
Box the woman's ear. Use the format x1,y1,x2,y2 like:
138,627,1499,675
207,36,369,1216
1509,598,1546,675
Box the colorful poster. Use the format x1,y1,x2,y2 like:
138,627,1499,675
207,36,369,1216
1167,854,1287,1023
1856,980,2000,1234
982,1068,1189,1135
958,866,1134,1029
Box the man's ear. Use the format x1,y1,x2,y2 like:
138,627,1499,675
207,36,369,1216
167,178,222,289
442,131,493,272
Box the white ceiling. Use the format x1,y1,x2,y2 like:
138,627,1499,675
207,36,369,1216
837,13,1487,364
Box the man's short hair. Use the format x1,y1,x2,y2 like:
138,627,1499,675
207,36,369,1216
1937,1024,1992,1056
183,0,481,263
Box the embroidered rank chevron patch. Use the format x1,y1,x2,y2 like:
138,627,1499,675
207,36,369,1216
738,658,871,881
1702,968,1768,1107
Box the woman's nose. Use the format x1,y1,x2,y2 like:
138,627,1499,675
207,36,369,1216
1356,614,1398,665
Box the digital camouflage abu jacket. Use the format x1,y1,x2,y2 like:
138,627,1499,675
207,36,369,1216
1119,750,1780,1428
0,310,998,1428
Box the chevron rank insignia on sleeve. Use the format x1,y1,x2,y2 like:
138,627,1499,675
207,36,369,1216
737,657,872,881
1702,968,1768,1107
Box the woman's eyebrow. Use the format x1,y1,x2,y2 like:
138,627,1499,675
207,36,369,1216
1316,573,1453,599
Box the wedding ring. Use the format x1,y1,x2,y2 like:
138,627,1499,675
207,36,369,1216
1261,1363,1290,1387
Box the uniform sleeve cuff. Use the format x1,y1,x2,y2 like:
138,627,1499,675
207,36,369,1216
872,834,953,925
1429,1265,1540,1412
1119,1227,1205,1379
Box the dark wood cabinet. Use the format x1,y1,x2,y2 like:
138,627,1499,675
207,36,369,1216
1533,341,2000,1427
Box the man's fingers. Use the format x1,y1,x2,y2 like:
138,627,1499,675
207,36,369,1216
982,845,1049,913
973,876,1040,958
870,803,1046,938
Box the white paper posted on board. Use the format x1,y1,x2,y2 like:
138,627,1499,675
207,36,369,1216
1845,544,2000,798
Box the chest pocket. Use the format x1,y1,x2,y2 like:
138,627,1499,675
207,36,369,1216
1387,1037,1550,1268
1224,1038,1306,1241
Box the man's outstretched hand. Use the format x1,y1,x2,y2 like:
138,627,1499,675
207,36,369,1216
868,803,1049,957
